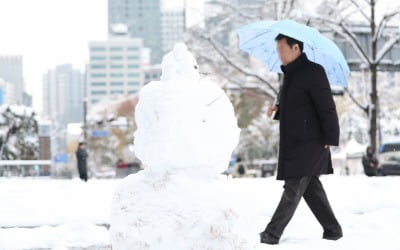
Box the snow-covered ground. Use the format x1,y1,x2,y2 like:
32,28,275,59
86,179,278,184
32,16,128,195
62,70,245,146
0,178,115,249
1,175,400,249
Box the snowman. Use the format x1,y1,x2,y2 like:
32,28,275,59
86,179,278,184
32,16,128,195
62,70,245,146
109,43,256,249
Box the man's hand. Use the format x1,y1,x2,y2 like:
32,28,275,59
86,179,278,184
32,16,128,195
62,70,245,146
324,145,332,149
267,105,278,118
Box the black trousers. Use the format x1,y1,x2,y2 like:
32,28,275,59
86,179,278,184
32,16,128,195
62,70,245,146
265,175,342,239
78,165,88,182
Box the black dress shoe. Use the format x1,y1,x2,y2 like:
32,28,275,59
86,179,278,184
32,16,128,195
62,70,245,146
260,231,280,245
323,230,343,240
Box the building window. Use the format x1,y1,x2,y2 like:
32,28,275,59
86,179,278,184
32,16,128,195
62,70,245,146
91,82,106,86
110,64,124,69
110,47,123,51
127,55,140,60
91,56,106,61
128,81,140,86
91,73,107,78
91,64,106,69
110,73,124,78
111,90,124,94
127,64,139,68
127,47,139,51
128,90,137,94
110,55,123,60
110,81,124,86
128,73,140,77
91,47,106,52
91,90,107,95
91,99,100,104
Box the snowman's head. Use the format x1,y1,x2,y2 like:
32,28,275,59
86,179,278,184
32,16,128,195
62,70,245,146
160,43,200,82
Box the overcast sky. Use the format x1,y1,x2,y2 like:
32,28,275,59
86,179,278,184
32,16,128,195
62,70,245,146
0,0,204,115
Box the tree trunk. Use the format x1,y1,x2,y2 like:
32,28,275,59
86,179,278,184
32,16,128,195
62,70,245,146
369,65,378,150
369,0,378,150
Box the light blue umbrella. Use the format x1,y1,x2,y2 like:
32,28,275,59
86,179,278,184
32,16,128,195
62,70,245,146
235,19,350,87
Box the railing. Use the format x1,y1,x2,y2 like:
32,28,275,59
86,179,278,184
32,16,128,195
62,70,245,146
0,160,52,177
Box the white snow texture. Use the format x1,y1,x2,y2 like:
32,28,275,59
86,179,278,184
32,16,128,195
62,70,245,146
109,43,249,249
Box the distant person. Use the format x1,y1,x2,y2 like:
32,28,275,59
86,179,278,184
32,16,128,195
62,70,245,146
236,157,246,177
362,146,379,176
76,142,88,182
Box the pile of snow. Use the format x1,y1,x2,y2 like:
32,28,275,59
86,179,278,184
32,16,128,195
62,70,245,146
110,172,259,249
109,43,249,249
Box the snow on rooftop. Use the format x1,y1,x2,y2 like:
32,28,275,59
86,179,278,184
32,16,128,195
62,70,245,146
111,23,128,35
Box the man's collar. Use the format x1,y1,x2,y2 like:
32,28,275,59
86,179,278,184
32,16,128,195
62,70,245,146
280,53,308,75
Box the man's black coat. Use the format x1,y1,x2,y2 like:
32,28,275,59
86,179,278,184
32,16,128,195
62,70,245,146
273,53,340,180
76,148,88,176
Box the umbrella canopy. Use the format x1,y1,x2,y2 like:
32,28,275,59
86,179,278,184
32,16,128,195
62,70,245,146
236,19,350,87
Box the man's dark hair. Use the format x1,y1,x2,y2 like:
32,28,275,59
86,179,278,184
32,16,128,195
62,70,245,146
275,34,304,52
79,142,85,147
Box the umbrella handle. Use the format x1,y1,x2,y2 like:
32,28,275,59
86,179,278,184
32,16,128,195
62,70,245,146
270,97,279,120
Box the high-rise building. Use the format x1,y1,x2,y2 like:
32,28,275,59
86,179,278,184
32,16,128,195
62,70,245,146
204,0,269,48
0,78,16,105
0,55,25,105
108,0,163,64
22,92,32,107
86,25,144,111
38,120,52,169
42,64,84,125
161,9,185,54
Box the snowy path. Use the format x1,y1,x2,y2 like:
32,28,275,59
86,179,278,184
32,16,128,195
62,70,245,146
1,175,399,249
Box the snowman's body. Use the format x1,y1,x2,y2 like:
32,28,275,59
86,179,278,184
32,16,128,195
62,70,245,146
134,77,239,175
110,43,255,249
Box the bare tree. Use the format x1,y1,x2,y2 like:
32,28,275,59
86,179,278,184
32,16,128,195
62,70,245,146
185,0,300,102
313,0,400,150
0,106,39,160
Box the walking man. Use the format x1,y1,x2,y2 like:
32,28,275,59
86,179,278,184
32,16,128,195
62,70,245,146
260,34,343,244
